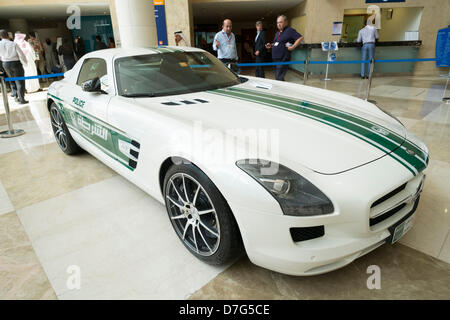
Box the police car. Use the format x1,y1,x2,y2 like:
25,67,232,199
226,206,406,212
47,47,428,275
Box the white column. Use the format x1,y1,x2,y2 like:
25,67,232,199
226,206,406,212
114,0,158,48
9,18,29,34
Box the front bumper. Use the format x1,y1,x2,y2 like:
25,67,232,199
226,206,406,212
227,155,426,276
233,196,421,276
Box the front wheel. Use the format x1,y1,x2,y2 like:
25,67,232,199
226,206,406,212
163,163,243,265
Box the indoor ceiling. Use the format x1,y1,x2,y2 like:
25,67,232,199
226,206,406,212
192,0,304,24
0,3,110,20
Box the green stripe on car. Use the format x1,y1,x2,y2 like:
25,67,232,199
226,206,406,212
228,87,428,165
210,88,425,176
48,94,136,171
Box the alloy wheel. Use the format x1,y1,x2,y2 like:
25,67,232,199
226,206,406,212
166,173,221,256
50,106,68,151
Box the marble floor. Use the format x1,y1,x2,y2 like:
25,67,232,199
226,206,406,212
0,71,449,299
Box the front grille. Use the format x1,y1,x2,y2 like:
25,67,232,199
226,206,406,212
371,183,407,208
290,226,325,242
370,203,406,226
369,175,425,229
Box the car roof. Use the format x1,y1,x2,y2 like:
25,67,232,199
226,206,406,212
82,46,205,61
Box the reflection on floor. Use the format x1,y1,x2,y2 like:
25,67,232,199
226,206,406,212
0,71,449,299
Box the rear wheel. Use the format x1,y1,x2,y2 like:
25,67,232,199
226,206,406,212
49,102,81,155
163,163,242,265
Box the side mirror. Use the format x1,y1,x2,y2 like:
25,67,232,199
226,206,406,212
81,77,102,93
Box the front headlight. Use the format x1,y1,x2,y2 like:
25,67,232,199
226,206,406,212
236,159,334,216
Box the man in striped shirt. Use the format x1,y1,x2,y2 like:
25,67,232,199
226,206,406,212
213,19,238,65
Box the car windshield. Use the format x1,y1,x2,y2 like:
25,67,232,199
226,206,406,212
114,51,241,97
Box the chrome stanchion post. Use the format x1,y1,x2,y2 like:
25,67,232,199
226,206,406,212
0,76,25,138
322,42,332,81
303,58,309,85
365,58,376,104
442,69,450,103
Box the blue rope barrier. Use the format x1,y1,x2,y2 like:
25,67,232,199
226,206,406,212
237,57,436,67
189,65,212,68
1,58,437,81
4,73,64,82
309,60,370,64
237,61,306,67
374,58,436,63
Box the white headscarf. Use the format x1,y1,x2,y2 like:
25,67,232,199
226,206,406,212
174,31,190,46
14,32,31,56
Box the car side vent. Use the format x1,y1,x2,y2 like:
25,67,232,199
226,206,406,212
131,140,140,149
290,226,325,242
180,100,195,104
162,99,210,106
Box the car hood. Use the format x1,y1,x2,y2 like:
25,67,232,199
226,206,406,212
135,77,409,175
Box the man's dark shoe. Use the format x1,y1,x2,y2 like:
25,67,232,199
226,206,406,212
18,100,29,104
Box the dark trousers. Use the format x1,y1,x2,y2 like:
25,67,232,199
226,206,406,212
273,58,288,81
64,57,76,71
219,58,237,65
255,56,265,78
3,61,26,102
220,58,239,74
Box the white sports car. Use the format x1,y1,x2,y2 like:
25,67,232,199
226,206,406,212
47,47,428,276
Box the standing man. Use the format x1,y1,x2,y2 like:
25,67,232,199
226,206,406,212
254,21,266,78
174,31,190,46
28,32,45,78
356,20,378,79
266,15,303,81
58,38,76,70
95,35,107,50
74,36,86,60
213,19,238,65
0,29,28,104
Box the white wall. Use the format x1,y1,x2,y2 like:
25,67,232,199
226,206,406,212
378,7,423,41
33,22,72,43
343,7,424,41
291,15,306,36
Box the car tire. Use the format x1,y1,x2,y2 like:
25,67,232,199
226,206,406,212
163,163,243,265
49,102,81,155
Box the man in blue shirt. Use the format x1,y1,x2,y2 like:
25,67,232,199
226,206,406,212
266,15,303,81
213,19,238,64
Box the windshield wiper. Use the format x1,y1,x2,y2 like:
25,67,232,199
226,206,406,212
121,93,156,98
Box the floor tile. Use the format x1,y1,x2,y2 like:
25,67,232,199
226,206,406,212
17,176,229,299
0,212,56,300
0,119,55,155
0,143,117,210
0,180,14,216
189,244,450,300
438,231,450,263
399,160,450,258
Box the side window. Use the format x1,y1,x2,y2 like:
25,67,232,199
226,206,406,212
77,58,108,86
